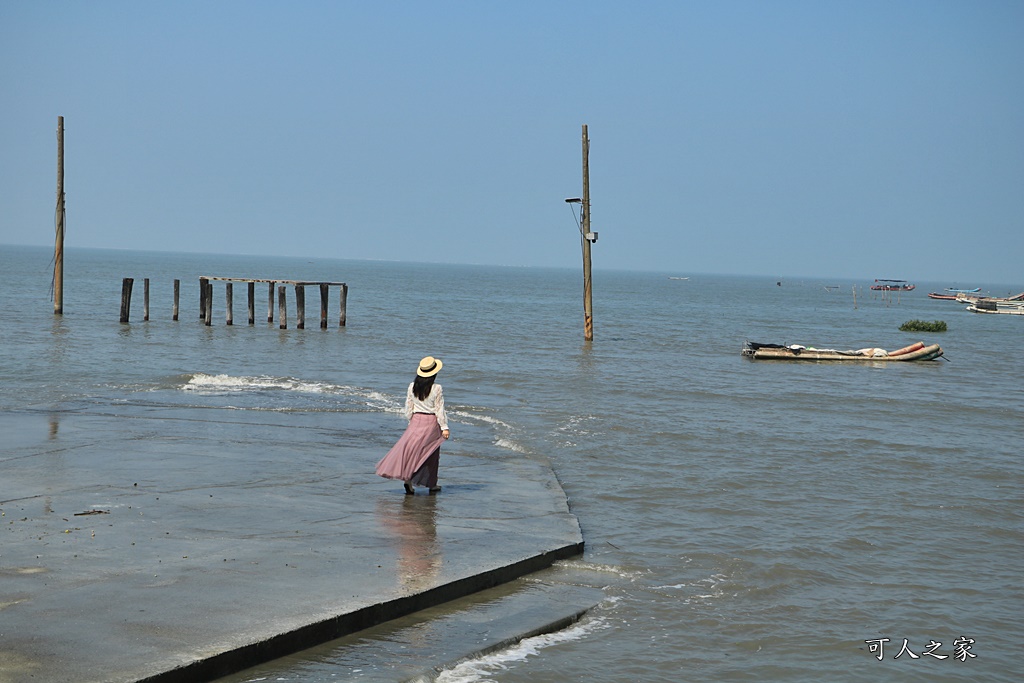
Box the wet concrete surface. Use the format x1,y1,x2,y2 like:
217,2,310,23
0,410,585,683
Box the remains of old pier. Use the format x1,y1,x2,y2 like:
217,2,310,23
119,276,348,328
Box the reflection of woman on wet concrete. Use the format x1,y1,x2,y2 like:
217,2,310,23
376,496,442,592
375,356,449,495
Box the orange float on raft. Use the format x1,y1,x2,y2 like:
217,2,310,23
888,341,926,357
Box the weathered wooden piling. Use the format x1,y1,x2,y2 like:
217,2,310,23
247,282,255,325
225,283,234,325
204,282,213,326
340,283,349,325
278,285,287,329
295,285,305,329
195,277,347,328
267,282,275,323
199,278,209,320
120,278,133,323
144,278,150,321
173,279,180,321
319,284,329,329
119,277,348,326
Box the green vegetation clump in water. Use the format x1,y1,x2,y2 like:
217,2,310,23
899,319,947,333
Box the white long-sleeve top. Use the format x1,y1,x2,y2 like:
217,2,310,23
404,383,448,431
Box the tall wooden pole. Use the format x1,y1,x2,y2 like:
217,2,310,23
54,116,65,315
581,124,593,341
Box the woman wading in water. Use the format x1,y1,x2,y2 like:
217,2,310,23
375,356,450,495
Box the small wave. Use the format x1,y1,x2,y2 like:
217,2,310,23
556,414,598,437
494,438,526,454
179,373,401,410
458,411,515,431
450,409,516,433
435,614,610,683
451,408,528,454
183,373,331,394
684,573,730,602
555,560,647,581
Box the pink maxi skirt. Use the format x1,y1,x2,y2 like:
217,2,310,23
375,413,443,488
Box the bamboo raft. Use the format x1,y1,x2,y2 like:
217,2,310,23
743,341,943,362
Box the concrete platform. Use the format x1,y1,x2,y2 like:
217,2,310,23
0,409,585,683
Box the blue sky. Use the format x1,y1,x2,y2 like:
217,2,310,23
2,1,1021,284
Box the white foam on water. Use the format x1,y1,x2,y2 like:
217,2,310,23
460,411,514,431
183,373,332,394
451,409,516,434
494,437,526,454
434,614,610,683
179,373,402,411
554,559,648,580
683,573,729,603
450,409,528,454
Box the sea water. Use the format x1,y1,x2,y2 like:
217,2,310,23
1,245,1021,682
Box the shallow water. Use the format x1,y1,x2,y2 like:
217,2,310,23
2,245,1021,682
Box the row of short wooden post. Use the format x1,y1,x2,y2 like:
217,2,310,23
120,277,348,328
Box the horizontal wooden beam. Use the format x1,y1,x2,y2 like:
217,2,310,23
201,276,347,286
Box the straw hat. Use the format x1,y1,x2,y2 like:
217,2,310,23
416,356,443,377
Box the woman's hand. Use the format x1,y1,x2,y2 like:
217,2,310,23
442,429,450,440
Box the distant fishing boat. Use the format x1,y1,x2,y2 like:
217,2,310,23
956,291,1024,304
928,287,979,300
871,279,915,291
966,300,1024,315
668,276,689,280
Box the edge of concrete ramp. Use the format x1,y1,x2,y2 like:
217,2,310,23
139,544,584,683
